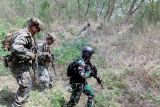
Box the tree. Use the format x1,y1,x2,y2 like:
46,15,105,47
96,0,107,22
86,0,91,17
125,0,144,24
104,0,117,23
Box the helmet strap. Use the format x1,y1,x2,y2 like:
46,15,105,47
82,54,91,62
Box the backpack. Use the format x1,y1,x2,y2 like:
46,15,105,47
67,59,81,77
1,29,17,51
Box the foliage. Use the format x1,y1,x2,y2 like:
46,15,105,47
38,0,53,25
54,37,89,65
50,90,65,107
28,90,51,107
144,1,160,24
0,61,11,76
0,24,6,40
28,89,66,107
0,0,160,26
0,85,10,98
134,1,160,27
95,90,121,107
0,0,160,107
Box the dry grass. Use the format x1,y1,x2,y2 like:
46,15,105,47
91,24,160,107
1,23,160,107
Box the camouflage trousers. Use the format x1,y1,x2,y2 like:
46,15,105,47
10,62,32,107
37,64,53,90
67,83,95,107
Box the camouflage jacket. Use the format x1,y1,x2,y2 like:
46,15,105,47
37,41,52,66
69,59,92,84
11,28,36,61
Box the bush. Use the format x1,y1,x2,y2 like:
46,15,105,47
50,90,65,107
28,89,66,107
28,90,51,107
54,37,89,65
0,24,6,40
0,85,10,99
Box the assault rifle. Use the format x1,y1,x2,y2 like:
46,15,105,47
48,54,56,75
88,61,104,89
31,46,39,81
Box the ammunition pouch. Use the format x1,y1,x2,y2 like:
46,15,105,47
3,53,24,67
3,54,13,67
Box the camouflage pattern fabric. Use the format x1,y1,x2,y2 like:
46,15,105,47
10,63,32,107
10,28,36,107
67,59,94,107
37,42,53,90
37,64,50,90
67,83,94,107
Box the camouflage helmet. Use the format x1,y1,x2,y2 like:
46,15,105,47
46,33,56,41
27,18,44,31
82,46,94,58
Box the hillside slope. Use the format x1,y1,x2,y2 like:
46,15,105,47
0,24,160,107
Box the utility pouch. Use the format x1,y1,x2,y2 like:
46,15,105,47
3,55,13,67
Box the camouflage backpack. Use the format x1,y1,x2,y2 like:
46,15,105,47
1,29,18,67
1,29,17,51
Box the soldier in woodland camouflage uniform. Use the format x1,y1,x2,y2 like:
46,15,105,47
67,46,103,107
10,18,44,107
37,33,56,90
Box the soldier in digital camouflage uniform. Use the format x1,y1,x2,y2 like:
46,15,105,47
37,33,56,90
10,18,44,107
67,46,102,107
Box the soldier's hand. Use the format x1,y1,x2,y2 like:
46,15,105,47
43,52,51,57
31,54,36,60
26,52,36,60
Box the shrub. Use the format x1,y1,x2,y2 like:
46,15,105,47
54,37,89,65
95,90,121,107
0,85,10,99
28,90,51,107
0,61,11,76
50,90,65,107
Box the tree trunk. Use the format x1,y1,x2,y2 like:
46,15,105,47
65,4,71,23
99,0,107,18
96,0,101,22
104,0,111,21
77,0,81,23
104,0,116,23
125,0,144,24
96,0,107,22
86,0,91,16
126,0,137,23
107,0,116,22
